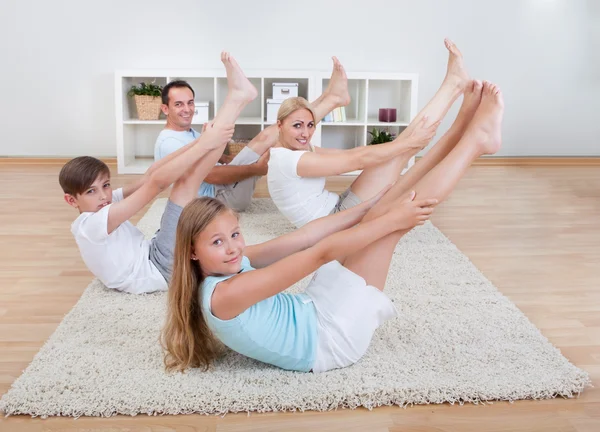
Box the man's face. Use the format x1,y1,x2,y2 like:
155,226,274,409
162,87,195,131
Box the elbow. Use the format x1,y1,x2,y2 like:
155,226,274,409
351,148,368,171
316,244,336,267
203,173,217,184
148,172,169,192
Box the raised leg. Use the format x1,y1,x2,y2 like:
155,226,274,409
245,124,280,156
342,81,504,290
346,39,471,202
310,56,351,122
373,79,484,206
169,53,257,207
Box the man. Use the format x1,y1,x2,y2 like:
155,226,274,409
154,80,277,211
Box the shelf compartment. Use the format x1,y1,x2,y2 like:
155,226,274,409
367,79,412,124
322,78,366,123
121,76,168,121
321,125,366,150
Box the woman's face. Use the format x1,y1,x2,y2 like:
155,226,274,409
277,109,315,151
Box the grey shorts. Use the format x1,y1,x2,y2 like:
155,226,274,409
149,199,183,283
214,146,261,212
330,187,362,214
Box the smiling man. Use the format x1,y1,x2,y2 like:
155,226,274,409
154,80,277,211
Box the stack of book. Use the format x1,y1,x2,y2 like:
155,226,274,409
322,106,346,123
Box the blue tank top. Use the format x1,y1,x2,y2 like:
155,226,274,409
201,256,318,372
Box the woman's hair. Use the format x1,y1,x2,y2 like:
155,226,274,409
161,197,233,372
276,96,316,123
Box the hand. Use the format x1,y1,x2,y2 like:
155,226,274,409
253,149,270,176
219,153,235,164
201,123,235,150
358,184,393,214
405,116,442,151
390,191,438,231
201,122,213,133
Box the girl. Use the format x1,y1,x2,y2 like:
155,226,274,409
267,39,471,228
161,80,504,373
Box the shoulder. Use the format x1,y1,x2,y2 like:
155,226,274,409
71,205,112,243
155,129,193,159
203,257,254,294
269,147,306,168
111,187,125,203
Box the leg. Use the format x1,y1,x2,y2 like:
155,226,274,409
169,53,257,208
374,79,484,206
310,56,351,122
346,39,471,203
213,145,265,211
244,124,279,156
343,81,504,289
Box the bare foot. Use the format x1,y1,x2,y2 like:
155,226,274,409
324,56,351,106
443,38,470,90
247,124,280,154
456,80,483,122
466,81,504,155
221,51,258,103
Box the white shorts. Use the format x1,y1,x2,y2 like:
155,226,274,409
305,260,397,373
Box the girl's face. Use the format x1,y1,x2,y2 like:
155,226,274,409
278,109,315,151
192,210,245,277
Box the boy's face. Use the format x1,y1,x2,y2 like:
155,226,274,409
64,173,113,213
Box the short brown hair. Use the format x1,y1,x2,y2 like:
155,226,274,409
58,156,110,196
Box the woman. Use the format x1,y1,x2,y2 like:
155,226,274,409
267,39,472,228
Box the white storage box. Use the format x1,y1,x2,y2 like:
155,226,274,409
192,101,209,124
272,83,298,100
266,98,283,123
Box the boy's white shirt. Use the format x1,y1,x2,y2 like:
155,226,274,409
70,188,167,294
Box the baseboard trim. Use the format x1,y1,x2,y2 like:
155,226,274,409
1,156,599,167
421,157,600,166
0,157,118,165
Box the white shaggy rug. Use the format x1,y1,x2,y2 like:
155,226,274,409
0,199,590,417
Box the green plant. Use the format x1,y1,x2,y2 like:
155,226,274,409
127,82,163,98
368,128,395,145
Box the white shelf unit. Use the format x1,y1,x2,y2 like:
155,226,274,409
314,72,419,175
115,70,418,174
115,70,314,174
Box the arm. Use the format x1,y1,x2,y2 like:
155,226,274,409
107,125,233,234
312,146,345,155
297,117,440,178
245,186,389,268
204,164,262,185
204,149,269,184
213,197,435,320
122,136,201,198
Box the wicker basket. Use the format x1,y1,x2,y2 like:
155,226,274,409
133,95,162,120
226,140,250,157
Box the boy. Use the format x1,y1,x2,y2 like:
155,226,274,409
58,52,258,294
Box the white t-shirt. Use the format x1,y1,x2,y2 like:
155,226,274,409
267,147,339,228
70,188,167,294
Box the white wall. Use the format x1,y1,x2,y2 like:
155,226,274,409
0,0,598,157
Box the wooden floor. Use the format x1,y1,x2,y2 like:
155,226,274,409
0,163,598,432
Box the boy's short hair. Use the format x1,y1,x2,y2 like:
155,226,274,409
59,156,110,196
161,80,195,105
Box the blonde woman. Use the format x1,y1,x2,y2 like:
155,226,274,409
268,39,475,228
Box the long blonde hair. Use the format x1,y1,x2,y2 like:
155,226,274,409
277,96,316,124
161,197,232,372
